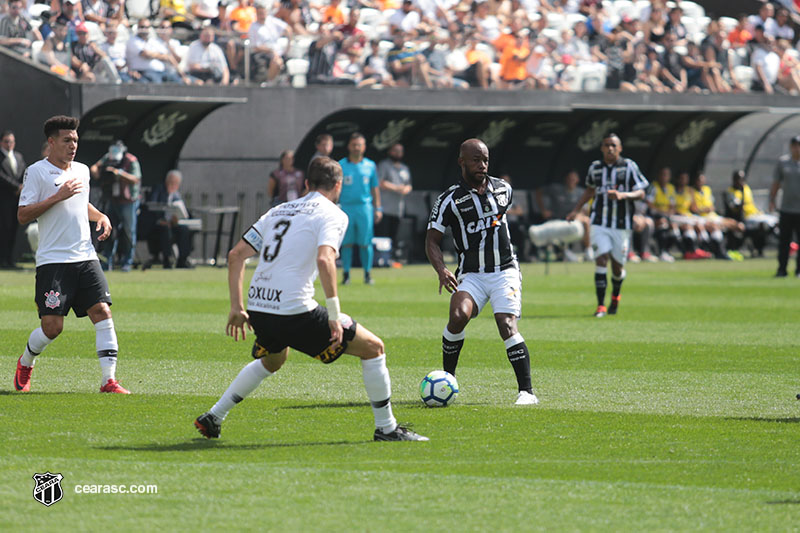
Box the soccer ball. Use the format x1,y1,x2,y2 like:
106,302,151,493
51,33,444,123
419,370,459,407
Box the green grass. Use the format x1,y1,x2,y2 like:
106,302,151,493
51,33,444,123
1,260,800,531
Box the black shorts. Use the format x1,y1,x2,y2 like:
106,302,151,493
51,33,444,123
248,306,358,364
35,260,111,318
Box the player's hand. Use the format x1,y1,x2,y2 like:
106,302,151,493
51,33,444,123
565,210,577,222
95,215,112,241
607,189,621,200
226,309,252,341
54,178,82,201
437,268,458,295
328,319,343,348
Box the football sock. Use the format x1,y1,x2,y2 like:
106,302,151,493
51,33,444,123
682,229,697,252
710,229,727,257
504,333,532,393
340,245,353,274
611,269,626,298
210,359,272,421
361,354,397,433
655,227,670,253
672,228,684,253
640,223,653,255
595,266,607,307
21,327,53,367
359,245,374,276
95,318,119,382
442,326,466,376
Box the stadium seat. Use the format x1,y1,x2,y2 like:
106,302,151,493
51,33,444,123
733,65,755,90
286,58,309,88
718,16,738,33
577,63,607,92
546,12,565,30
28,4,50,18
31,40,44,63
613,0,636,18
679,0,705,19
287,35,314,59
475,42,495,62
126,0,153,19
359,8,382,26
565,13,587,30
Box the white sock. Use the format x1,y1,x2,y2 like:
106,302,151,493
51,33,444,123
442,326,466,342
612,269,627,282
21,327,53,367
210,359,272,421
595,266,608,275
711,229,723,242
361,354,397,433
95,318,119,383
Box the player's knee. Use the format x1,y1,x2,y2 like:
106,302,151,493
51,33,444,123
368,336,385,357
41,321,62,339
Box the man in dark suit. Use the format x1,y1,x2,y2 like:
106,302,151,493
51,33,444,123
0,130,25,268
141,169,195,268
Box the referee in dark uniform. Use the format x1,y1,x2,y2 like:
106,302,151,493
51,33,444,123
567,133,649,317
425,139,538,405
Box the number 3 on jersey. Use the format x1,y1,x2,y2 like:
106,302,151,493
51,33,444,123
263,220,291,262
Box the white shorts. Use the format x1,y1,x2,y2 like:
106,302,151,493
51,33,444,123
671,214,705,226
457,268,522,317
591,225,631,265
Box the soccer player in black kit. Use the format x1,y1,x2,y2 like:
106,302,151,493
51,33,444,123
425,139,538,405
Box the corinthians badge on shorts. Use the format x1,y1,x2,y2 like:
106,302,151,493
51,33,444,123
33,472,64,506
44,290,61,309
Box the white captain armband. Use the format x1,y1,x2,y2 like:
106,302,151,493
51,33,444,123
326,297,341,322
243,226,263,252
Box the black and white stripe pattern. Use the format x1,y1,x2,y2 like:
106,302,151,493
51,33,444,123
585,158,649,229
428,177,517,276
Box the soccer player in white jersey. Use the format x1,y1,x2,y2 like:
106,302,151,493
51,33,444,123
425,139,539,406
567,133,649,318
14,115,130,394
194,157,427,442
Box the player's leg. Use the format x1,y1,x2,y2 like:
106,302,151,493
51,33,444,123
607,230,629,315
494,314,537,405
344,323,428,441
591,226,612,317
776,212,791,276
359,204,375,284
196,347,288,438
443,290,479,376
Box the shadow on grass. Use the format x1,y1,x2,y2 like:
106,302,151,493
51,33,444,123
278,400,420,410
727,417,800,424
0,390,82,396
765,500,800,505
96,438,367,452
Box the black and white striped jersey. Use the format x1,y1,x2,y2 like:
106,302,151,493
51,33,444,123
585,157,649,229
428,176,517,276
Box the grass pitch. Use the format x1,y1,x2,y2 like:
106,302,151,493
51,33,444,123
1,259,799,531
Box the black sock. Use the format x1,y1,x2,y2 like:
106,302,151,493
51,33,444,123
442,336,464,376
611,274,624,298
595,271,607,306
506,341,532,393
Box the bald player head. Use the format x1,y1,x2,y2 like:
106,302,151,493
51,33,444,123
458,138,489,187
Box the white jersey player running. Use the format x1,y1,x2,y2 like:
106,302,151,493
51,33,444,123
194,157,427,442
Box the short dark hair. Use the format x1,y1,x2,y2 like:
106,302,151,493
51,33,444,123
315,133,332,146
1,130,14,140
349,132,365,142
603,132,620,142
44,115,79,139
307,156,342,191
732,169,746,181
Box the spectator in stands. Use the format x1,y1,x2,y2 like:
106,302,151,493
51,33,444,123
38,9,56,40
71,22,107,82
276,0,313,36
104,0,128,28
642,5,666,45
387,29,432,87
376,142,412,251
680,41,711,92
160,0,196,31
725,169,776,258
229,0,256,36
153,19,194,84
498,30,530,88
81,0,107,26
775,39,800,95
126,18,181,83
457,32,491,88
191,0,226,28
700,20,736,93
558,22,593,66
38,20,74,78
473,0,500,42
56,0,81,45
0,0,41,58
747,2,774,34
727,14,752,49
389,0,422,36
321,0,345,25
691,173,740,260
770,137,800,277
268,149,304,205
535,170,593,262
101,24,134,81
90,140,142,271
145,169,195,269
187,26,231,84
248,1,290,84
310,133,333,165
362,38,396,87
658,32,687,92
769,7,794,41
751,29,779,95
664,6,687,46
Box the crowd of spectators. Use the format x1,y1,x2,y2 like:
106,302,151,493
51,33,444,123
2,0,800,92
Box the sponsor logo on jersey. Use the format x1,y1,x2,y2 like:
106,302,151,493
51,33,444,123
32,472,63,507
44,290,60,309
248,286,282,302
466,216,501,234
454,195,472,205
495,191,508,206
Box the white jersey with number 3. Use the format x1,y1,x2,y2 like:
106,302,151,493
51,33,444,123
243,191,348,315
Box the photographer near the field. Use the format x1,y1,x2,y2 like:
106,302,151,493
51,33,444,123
90,140,142,272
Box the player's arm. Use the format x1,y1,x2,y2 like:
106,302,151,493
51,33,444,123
88,202,112,241
226,239,257,341
425,228,457,294
607,188,645,201
566,186,595,221
317,244,343,347
769,165,782,212
17,177,82,224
